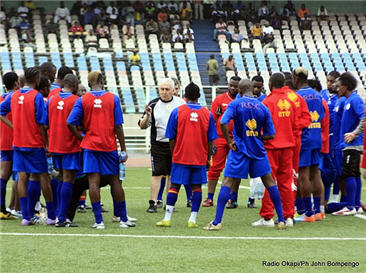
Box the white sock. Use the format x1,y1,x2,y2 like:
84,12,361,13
320,205,325,213
35,201,41,211
189,212,197,223
164,205,174,221
331,194,339,203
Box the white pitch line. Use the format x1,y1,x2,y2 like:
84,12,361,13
354,214,366,221
0,232,365,241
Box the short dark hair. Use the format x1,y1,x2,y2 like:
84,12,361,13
283,72,295,90
57,66,74,80
24,67,41,84
270,73,285,89
210,54,215,59
308,79,322,92
327,71,340,79
3,72,18,90
40,62,56,75
37,76,50,91
251,75,264,83
184,82,200,101
338,72,357,91
230,76,241,82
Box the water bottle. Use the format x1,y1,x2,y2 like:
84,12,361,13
253,178,265,200
119,152,126,181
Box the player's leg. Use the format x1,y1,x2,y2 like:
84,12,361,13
148,175,163,212
88,172,103,227
157,176,166,208
66,175,89,223
27,173,41,219
204,139,228,207
184,182,192,207
226,181,239,209
187,166,207,227
0,151,16,219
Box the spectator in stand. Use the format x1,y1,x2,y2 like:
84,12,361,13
159,17,170,33
211,7,225,23
169,8,181,21
317,6,329,22
85,29,98,46
25,1,36,10
97,9,107,24
71,0,83,16
157,8,169,23
93,2,104,16
207,54,219,86
161,29,172,43
183,24,194,42
231,27,245,43
262,22,274,36
18,1,29,18
96,20,109,38
21,30,36,49
224,55,236,71
172,20,182,32
145,1,156,18
121,4,135,26
263,31,276,53
168,1,178,13
10,13,22,29
0,7,6,24
70,21,84,39
106,1,118,16
180,2,192,20
194,0,204,20
285,0,296,15
243,3,257,27
251,22,263,40
298,4,311,30
213,18,229,41
132,1,144,13
128,49,142,70
107,8,118,26
54,1,71,24
258,1,270,21
134,10,144,25
157,1,167,11
16,17,31,31
145,17,159,36
122,22,134,39
83,6,96,26
172,29,184,43
271,12,282,29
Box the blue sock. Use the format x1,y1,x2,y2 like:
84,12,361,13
46,201,56,220
327,202,347,213
340,195,347,203
191,189,202,212
57,182,73,223
184,183,192,202
230,191,238,202
355,176,361,208
213,185,231,225
295,198,305,214
0,178,7,211
333,177,340,195
208,193,214,200
268,185,285,222
27,180,41,217
56,181,63,215
157,177,166,201
91,201,103,224
345,177,356,209
166,188,179,206
304,197,313,216
121,201,127,222
19,197,30,220
313,196,321,214
51,179,58,209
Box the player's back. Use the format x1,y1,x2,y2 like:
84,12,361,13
224,96,275,159
297,87,324,150
333,96,347,150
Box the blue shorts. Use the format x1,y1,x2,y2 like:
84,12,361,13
170,163,207,185
13,149,48,174
83,149,119,175
0,150,13,162
53,152,82,171
224,150,271,179
299,148,321,168
319,152,336,172
334,148,343,176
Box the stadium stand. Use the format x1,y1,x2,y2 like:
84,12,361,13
0,1,365,110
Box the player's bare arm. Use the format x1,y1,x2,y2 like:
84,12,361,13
169,139,176,154
139,105,152,129
220,122,236,151
0,116,13,129
67,124,83,141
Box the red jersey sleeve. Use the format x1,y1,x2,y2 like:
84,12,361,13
321,99,329,154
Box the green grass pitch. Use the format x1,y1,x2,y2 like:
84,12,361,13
1,167,365,272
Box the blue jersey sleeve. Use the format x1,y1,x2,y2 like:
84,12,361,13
262,106,276,136
45,98,51,126
165,108,178,139
34,93,46,125
114,95,124,126
352,95,365,120
207,113,218,141
67,97,83,126
0,93,12,116
220,102,235,124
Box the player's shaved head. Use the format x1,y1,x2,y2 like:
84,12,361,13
63,74,79,88
269,72,285,90
238,79,253,96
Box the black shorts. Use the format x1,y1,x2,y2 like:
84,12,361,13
151,141,172,176
342,149,362,178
